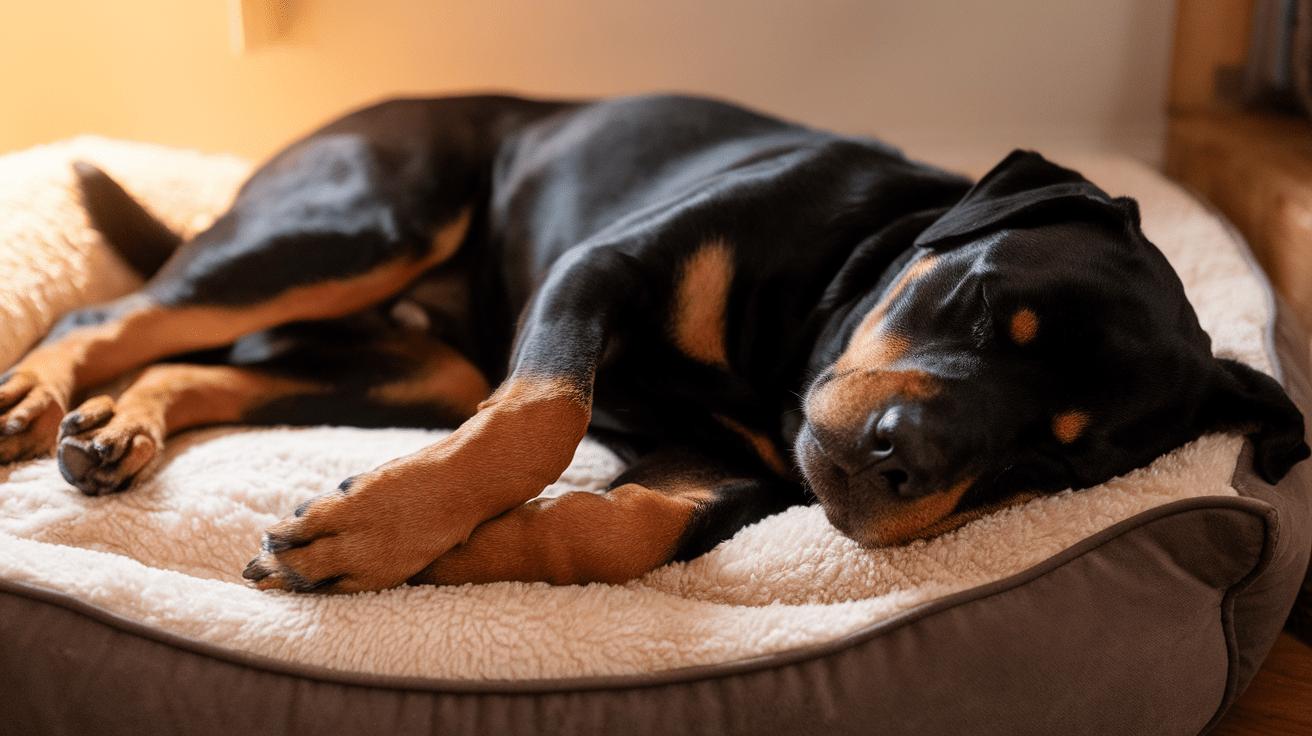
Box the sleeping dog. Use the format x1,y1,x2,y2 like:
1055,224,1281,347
0,94,1306,593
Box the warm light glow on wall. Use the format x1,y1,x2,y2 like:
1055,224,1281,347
227,0,294,55
0,1,1176,164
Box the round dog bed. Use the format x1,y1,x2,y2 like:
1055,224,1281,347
0,137,1307,735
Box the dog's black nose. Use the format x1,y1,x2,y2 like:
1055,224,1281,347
859,406,928,498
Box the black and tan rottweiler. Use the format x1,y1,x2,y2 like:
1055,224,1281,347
1,94,1306,593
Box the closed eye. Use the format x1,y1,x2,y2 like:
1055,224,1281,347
970,288,995,348
970,311,994,349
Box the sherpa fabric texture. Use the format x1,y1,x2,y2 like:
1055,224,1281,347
0,138,1269,680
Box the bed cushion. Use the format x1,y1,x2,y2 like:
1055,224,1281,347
0,137,1308,734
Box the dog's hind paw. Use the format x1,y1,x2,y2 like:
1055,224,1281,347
0,370,65,463
56,395,160,496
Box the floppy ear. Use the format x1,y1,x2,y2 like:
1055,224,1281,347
1199,358,1311,484
914,150,1138,248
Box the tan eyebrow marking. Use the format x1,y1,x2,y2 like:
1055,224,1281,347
1010,308,1039,345
1052,410,1090,444
833,254,938,374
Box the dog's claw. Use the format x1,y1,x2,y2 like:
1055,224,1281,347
242,557,271,582
241,553,290,591
58,411,84,437
241,549,347,593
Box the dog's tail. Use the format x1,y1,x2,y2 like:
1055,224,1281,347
72,161,182,280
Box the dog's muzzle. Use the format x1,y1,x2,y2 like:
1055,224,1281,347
796,394,978,546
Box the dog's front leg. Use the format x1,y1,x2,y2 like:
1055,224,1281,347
408,446,806,586
243,246,642,594
243,377,591,593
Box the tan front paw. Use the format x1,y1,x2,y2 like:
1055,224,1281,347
241,472,476,594
0,370,66,463
56,394,161,496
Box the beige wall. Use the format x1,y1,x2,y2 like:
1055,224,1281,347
0,0,1177,165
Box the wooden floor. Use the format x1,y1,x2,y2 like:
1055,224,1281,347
1212,632,1312,735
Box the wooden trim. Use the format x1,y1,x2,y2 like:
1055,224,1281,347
1166,109,1312,332
1169,0,1258,111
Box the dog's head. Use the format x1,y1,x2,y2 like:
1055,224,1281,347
796,151,1310,546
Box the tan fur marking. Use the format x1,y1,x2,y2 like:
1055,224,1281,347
136,364,320,432
411,482,712,585
670,239,734,368
909,490,1040,541
429,208,473,263
714,413,790,476
832,330,911,375
866,475,975,546
807,369,939,432
1052,410,1090,444
834,255,938,374
178,209,469,344
368,340,492,420
11,275,375,401
398,375,592,518
250,375,592,592
1010,308,1039,345
22,275,379,388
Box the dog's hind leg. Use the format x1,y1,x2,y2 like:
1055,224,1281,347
409,446,805,585
0,240,460,463
0,193,472,464
55,323,491,496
